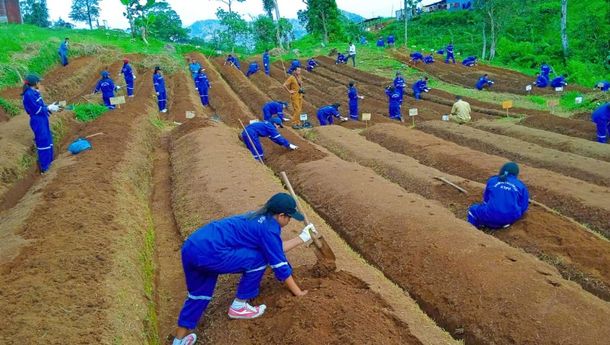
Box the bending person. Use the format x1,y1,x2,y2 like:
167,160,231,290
317,103,347,126
241,118,297,161
591,102,609,144
262,100,288,122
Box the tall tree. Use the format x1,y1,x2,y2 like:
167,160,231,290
261,0,283,49
298,0,341,44
120,0,155,39
402,1,420,48
216,7,250,52
560,0,569,61
475,0,523,60
21,0,50,27
139,1,188,41
262,0,274,18
69,0,100,29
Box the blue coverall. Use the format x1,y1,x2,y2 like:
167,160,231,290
177,213,293,329
317,106,341,126
189,62,201,79
307,59,319,72
540,64,552,80
376,38,385,47
423,55,435,64
336,54,347,64
287,60,301,74
468,175,529,229
410,52,424,63
462,56,477,67
263,52,270,75
262,101,285,122
412,79,429,100
348,86,360,120
394,76,407,103
246,62,260,78
121,63,135,97
194,72,210,106
550,76,567,88
153,73,167,111
591,103,610,143
387,35,395,46
476,76,494,90
94,77,116,109
241,121,290,160
445,44,455,64
535,75,549,88
385,88,402,121
22,88,54,172
596,81,609,92
58,41,68,66
227,56,240,69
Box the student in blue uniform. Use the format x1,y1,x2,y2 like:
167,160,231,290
387,34,395,47
263,50,270,75
534,73,548,88
385,85,403,122
376,37,385,48
171,193,314,345
591,102,610,143
22,74,60,174
468,162,529,229
393,72,407,103
540,63,553,80
120,58,136,98
462,56,477,67
348,81,364,120
225,54,241,69
94,70,119,109
595,81,610,92
306,58,319,72
410,52,424,64
189,59,201,79
445,43,455,64
153,66,168,113
194,67,210,107
58,38,69,66
335,53,348,64
241,118,298,160
550,75,567,88
423,54,435,64
262,101,288,122
412,77,430,100
287,60,301,74
475,74,494,90
317,104,347,126
246,61,260,78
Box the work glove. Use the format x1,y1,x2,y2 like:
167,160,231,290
340,117,349,122
289,144,298,150
299,223,318,243
133,75,137,79
47,103,60,113
359,95,365,99
116,86,121,90
156,92,160,96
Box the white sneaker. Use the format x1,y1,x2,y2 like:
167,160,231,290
228,302,267,319
161,109,168,113
172,333,197,345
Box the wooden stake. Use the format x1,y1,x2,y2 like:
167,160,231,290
434,176,469,194
238,119,266,166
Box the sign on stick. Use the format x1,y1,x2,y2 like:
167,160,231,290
186,111,195,119
299,113,308,122
361,113,371,121
110,96,126,106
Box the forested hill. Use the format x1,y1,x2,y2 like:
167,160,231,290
379,0,609,86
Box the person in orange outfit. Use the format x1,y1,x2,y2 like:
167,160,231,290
283,67,305,129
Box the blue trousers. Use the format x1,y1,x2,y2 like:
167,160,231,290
242,131,264,160
389,105,401,121
102,94,115,109
468,203,517,229
445,53,455,64
246,70,258,78
199,89,209,106
396,87,404,103
349,100,358,120
413,90,422,100
30,116,54,172
317,114,334,126
594,119,609,143
157,91,167,111
59,53,68,66
177,241,267,329
125,79,134,96
264,64,270,75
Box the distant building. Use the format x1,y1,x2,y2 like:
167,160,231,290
395,9,417,21
447,0,472,11
360,17,384,31
422,0,448,13
0,0,21,24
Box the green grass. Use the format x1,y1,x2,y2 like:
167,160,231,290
0,96,20,117
73,103,108,122
141,214,160,345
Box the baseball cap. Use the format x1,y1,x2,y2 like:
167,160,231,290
266,193,304,221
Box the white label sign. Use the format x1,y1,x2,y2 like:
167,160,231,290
525,85,532,91
555,87,564,92
58,101,67,107
361,113,371,121
110,96,126,105
186,111,195,119
299,113,308,121
409,108,418,116
575,97,583,104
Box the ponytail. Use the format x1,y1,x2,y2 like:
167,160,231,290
499,170,509,182
21,83,30,96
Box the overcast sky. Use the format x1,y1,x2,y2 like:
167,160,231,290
47,0,435,29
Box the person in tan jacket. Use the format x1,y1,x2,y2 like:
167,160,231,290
448,95,471,124
283,67,304,128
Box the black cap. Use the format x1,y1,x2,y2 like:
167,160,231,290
24,74,41,85
266,193,304,221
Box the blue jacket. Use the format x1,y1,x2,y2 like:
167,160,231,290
317,106,341,125
385,88,401,118
423,55,435,64
58,41,68,55
189,62,201,77
290,60,301,69
185,213,292,281
535,75,548,88
307,59,318,68
153,73,166,93
94,78,116,97
540,64,552,76
247,62,259,74
194,72,210,92
263,52,270,64
479,175,529,224
446,44,454,55
413,79,429,93
476,76,493,90
592,103,610,123
394,76,406,89
597,81,610,91
376,38,385,47
462,56,477,66
262,101,285,121
410,52,423,60
121,63,134,81
227,56,240,69
348,86,359,102
336,54,347,63
23,87,50,119
550,76,567,88
387,35,395,44
245,121,290,147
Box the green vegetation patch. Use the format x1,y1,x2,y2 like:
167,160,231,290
73,103,108,122
0,97,21,117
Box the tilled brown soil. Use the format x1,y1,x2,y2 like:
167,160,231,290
362,123,610,237
418,120,610,187
314,125,610,300
472,120,610,162
521,114,596,140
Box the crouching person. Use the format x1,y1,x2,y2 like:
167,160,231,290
172,193,314,345
241,117,298,161
468,162,529,230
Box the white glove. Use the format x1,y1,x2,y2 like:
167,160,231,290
299,223,317,242
195,88,198,91
359,95,365,99
289,144,298,150
116,85,121,90
340,117,349,122
47,103,60,112
133,75,137,80
156,92,160,96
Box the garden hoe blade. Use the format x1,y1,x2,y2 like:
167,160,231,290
280,172,336,271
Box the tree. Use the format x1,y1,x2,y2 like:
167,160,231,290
261,0,284,49
475,0,524,60
216,7,250,52
403,0,421,48
137,1,188,42
262,0,274,18
54,17,74,28
69,0,100,29
120,0,155,39
212,0,245,14
21,0,50,27
252,15,275,50
560,0,568,61
298,0,342,44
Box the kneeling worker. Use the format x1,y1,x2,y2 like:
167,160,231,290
171,193,314,345
241,117,298,161
262,100,288,122
317,103,347,126
448,95,471,124
468,162,529,230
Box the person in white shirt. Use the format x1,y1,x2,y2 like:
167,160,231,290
347,42,356,67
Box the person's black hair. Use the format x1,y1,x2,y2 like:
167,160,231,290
332,103,341,108
349,81,355,87
455,95,462,100
21,83,31,96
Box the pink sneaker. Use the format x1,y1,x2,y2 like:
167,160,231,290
228,303,267,319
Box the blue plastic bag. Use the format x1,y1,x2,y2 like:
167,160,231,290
68,138,92,155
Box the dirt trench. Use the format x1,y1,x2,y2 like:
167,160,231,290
362,123,610,238
312,125,610,300
521,114,596,140
418,120,610,187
